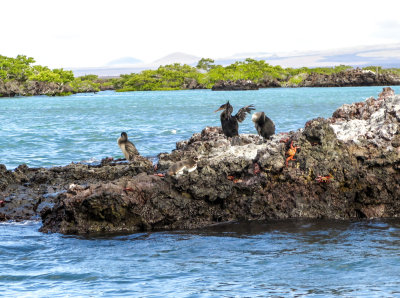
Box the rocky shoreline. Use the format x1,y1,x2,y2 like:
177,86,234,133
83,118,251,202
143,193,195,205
1,88,400,234
299,69,400,88
0,78,115,97
210,69,400,91
0,157,153,221
212,79,260,91
0,80,75,97
2,69,400,96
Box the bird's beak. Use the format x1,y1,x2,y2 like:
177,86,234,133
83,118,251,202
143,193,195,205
214,107,224,113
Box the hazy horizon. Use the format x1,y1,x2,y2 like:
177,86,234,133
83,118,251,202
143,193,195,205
2,0,400,69
68,43,400,77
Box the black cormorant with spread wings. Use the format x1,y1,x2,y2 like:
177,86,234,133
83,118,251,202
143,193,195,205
214,101,255,138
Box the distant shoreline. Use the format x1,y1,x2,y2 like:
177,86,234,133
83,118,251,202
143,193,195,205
1,53,400,97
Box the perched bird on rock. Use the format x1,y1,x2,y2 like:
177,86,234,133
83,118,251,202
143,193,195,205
252,111,275,139
117,132,139,161
214,101,255,138
167,157,197,177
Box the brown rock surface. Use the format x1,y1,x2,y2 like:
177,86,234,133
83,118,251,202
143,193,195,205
0,157,153,221
300,69,400,87
37,89,400,234
212,79,259,91
3,88,400,234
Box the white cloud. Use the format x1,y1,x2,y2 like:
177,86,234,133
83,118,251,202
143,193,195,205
358,49,400,59
1,0,400,68
374,20,400,40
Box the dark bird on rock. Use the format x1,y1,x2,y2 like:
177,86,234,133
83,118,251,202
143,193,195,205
214,101,255,138
117,132,139,161
167,157,198,176
252,111,275,139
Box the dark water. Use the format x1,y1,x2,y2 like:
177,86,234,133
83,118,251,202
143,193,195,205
1,220,400,297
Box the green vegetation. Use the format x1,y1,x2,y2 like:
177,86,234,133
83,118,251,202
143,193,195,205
69,74,101,93
116,63,202,91
0,55,74,85
1,53,400,96
28,66,74,84
0,55,36,82
0,55,112,97
113,59,379,91
196,58,216,71
199,58,290,87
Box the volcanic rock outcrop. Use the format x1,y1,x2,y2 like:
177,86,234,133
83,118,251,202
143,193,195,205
300,68,400,87
0,157,153,221
212,79,259,91
209,69,400,90
0,80,75,97
31,88,400,234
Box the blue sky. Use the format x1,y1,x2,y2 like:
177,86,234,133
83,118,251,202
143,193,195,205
2,0,400,68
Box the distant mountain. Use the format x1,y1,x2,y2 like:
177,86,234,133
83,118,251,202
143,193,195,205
152,52,201,66
106,57,143,66
216,43,400,68
70,44,400,77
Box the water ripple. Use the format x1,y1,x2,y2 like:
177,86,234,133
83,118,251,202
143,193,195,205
2,220,400,296
2,87,400,169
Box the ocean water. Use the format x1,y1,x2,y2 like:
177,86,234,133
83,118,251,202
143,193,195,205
1,86,400,170
1,220,400,297
1,87,400,296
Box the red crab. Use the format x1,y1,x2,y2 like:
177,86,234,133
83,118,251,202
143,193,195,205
227,176,242,183
315,175,333,183
286,141,300,167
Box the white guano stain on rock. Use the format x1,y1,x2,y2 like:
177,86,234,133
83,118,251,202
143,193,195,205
330,94,400,147
331,119,368,144
207,135,266,162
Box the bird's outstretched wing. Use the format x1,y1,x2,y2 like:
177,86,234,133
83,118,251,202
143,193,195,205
126,141,139,160
235,104,255,123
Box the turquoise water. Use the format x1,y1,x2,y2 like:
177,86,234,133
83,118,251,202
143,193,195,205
2,87,400,296
1,86,400,170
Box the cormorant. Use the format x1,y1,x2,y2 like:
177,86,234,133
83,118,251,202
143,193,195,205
214,101,255,138
117,132,139,160
252,112,275,139
167,157,197,176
